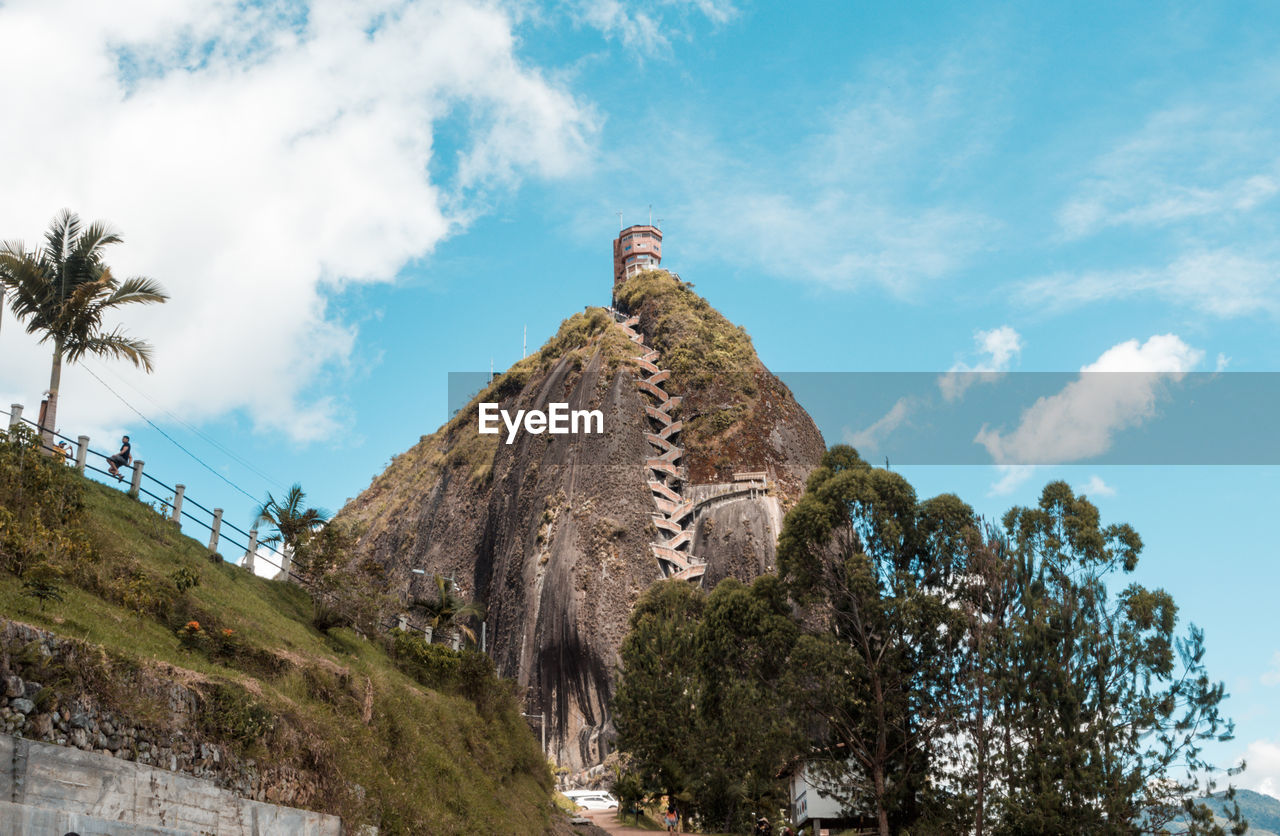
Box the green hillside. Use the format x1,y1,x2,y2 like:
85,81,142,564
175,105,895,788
1180,789,1280,835
0,427,553,834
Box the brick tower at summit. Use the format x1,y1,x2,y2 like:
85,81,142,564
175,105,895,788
612,224,662,290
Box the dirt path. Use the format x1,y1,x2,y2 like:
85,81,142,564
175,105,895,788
579,808,666,835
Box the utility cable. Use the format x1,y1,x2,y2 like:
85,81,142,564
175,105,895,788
78,364,263,506
82,360,290,495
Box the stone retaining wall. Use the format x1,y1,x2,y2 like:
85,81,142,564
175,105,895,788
0,619,341,821
0,732,344,835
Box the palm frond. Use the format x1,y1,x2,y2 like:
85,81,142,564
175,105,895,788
64,329,155,370
44,209,81,261
74,220,123,257
99,275,168,306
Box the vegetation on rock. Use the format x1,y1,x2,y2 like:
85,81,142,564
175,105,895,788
615,269,819,488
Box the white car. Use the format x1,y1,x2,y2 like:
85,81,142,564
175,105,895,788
563,790,619,811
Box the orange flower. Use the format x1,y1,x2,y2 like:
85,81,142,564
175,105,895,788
221,629,234,637
186,620,200,630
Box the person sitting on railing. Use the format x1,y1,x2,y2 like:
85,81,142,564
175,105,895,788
106,435,131,481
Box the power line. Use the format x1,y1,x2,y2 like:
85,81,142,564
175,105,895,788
78,364,263,507
3,403,450,639
82,360,289,495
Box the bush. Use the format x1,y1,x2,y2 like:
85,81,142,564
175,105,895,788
389,630,461,690
0,425,93,578
202,684,275,749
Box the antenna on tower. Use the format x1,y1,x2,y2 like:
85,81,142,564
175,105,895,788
617,210,623,230
489,357,494,384
523,325,527,359
648,204,652,226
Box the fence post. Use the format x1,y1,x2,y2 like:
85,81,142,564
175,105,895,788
171,485,185,523
242,528,258,573
8,404,21,430
75,435,88,473
128,460,144,499
424,625,433,644
451,632,460,651
208,508,223,555
397,615,408,631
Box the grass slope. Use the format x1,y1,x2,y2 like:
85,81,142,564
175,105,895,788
0,463,552,834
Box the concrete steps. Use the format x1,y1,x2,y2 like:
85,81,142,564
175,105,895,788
645,406,673,425
669,564,706,582
653,516,683,535
648,480,681,503
611,306,707,585
662,529,692,550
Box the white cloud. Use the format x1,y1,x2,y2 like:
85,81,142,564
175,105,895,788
1240,739,1280,801
560,0,736,54
1056,104,1280,240
1017,249,1280,318
939,325,1023,401
1037,88,1280,317
1263,651,1280,687
1076,475,1116,497
0,0,593,442
843,396,913,454
975,335,1203,465
639,51,1001,294
987,464,1036,497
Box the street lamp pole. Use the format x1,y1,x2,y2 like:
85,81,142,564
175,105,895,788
522,711,546,755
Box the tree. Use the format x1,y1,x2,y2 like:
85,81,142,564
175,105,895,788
693,576,801,833
613,580,704,819
951,520,1019,836
0,210,168,444
776,445,974,836
409,573,485,643
256,483,329,580
615,577,804,833
989,481,1244,835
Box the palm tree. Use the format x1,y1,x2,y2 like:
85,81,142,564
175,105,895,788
410,574,485,644
0,210,168,444
256,483,329,580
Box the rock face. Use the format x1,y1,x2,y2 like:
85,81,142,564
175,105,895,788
338,272,825,770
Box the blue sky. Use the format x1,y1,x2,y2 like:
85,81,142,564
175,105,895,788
2,0,1278,797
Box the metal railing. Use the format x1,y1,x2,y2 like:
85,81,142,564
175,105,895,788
2,402,458,643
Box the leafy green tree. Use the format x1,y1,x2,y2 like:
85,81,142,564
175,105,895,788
409,573,485,643
614,580,704,816
616,577,805,833
777,445,974,836
951,520,1019,836
990,481,1244,835
0,210,168,443
693,576,801,833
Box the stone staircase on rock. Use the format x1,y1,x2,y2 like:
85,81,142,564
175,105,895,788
609,310,706,584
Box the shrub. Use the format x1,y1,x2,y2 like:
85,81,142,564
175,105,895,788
0,425,92,577
389,630,461,690
203,684,275,749
171,566,200,593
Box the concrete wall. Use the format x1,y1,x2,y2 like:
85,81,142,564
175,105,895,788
0,732,345,836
